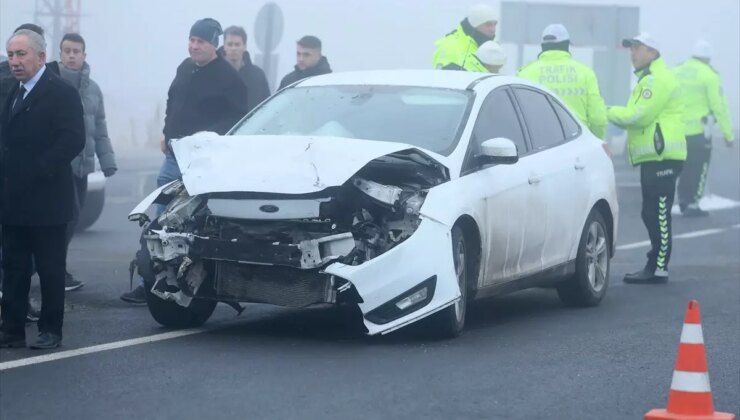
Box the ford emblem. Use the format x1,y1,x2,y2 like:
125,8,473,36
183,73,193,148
259,204,279,213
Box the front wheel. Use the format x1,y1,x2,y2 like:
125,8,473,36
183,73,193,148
144,285,217,329
136,230,217,328
557,211,610,307
427,225,469,338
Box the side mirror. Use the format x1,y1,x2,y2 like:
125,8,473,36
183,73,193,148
476,138,519,166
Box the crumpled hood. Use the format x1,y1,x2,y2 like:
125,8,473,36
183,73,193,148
171,133,445,195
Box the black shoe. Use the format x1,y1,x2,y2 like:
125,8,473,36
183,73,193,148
682,207,709,218
29,332,62,350
120,285,147,304
65,272,84,292
623,268,669,284
0,331,26,348
26,299,40,323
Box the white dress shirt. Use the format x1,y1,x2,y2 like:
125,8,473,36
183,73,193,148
18,65,47,99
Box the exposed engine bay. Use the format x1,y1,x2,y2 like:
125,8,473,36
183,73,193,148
137,150,448,309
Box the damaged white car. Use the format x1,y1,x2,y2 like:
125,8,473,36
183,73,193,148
129,70,618,337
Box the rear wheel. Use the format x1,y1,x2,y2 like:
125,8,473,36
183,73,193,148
428,225,469,338
136,228,217,328
76,187,105,232
557,211,610,307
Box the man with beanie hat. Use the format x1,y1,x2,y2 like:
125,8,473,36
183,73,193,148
121,18,249,304
673,40,736,217
433,4,498,70
443,40,506,73
608,32,687,284
518,24,607,139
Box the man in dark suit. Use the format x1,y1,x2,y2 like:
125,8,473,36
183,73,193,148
0,30,85,349
0,23,57,323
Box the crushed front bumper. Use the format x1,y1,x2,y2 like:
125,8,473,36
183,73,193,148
324,216,459,335
142,217,459,336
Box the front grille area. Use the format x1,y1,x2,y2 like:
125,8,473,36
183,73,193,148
191,236,303,268
214,261,333,308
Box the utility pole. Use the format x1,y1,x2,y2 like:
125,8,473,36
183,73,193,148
34,0,82,60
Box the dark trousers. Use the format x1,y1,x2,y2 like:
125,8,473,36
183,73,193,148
0,224,67,337
640,161,683,272
677,134,712,210
65,175,88,248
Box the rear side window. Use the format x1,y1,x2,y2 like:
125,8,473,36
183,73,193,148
551,99,581,139
472,89,528,154
514,88,566,151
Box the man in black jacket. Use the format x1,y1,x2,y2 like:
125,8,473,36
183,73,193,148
222,26,270,112
121,18,248,303
162,19,249,144
0,30,85,349
0,23,58,324
278,36,332,90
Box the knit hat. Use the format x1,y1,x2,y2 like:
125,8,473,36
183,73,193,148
692,40,712,59
476,41,507,67
467,4,498,28
190,18,223,47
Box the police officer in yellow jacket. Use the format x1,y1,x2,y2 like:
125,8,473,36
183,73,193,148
443,41,507,73
673,40,736,217
608,33,687,284
518,24,607,139
432,4,497,70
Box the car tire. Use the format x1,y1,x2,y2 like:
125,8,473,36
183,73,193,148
76,187,105,232
557,210,610,307
136,226,217,329
427,225,469,338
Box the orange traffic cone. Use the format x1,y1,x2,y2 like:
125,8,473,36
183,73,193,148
645,300,736,420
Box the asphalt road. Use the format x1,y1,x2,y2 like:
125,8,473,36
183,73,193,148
1,144,738,420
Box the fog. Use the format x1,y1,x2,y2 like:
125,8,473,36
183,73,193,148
1,0,738,155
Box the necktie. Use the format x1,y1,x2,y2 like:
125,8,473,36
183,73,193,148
12,85,27,114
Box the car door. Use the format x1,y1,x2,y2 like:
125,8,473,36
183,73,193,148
512,86,584,269
461,87,541,286
550,97,593,256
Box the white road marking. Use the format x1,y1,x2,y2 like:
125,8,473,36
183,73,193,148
616,182,642,188
617,224,740,251
0,328,207,372
617,240,652,251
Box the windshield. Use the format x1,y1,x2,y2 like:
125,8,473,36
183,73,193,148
231,85,472,156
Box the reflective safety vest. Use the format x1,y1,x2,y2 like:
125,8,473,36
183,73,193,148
608,58,687,165
432,25,479,70
518,50,608,139
443,56,490,73
673,58,735,142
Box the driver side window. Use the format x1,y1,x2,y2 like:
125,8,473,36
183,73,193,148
472,89,528,155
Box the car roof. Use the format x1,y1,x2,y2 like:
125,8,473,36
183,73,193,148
296,69,495,90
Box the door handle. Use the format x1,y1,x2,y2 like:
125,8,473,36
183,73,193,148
528,174,541,185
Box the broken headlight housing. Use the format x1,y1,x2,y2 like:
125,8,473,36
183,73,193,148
158,194,204,232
